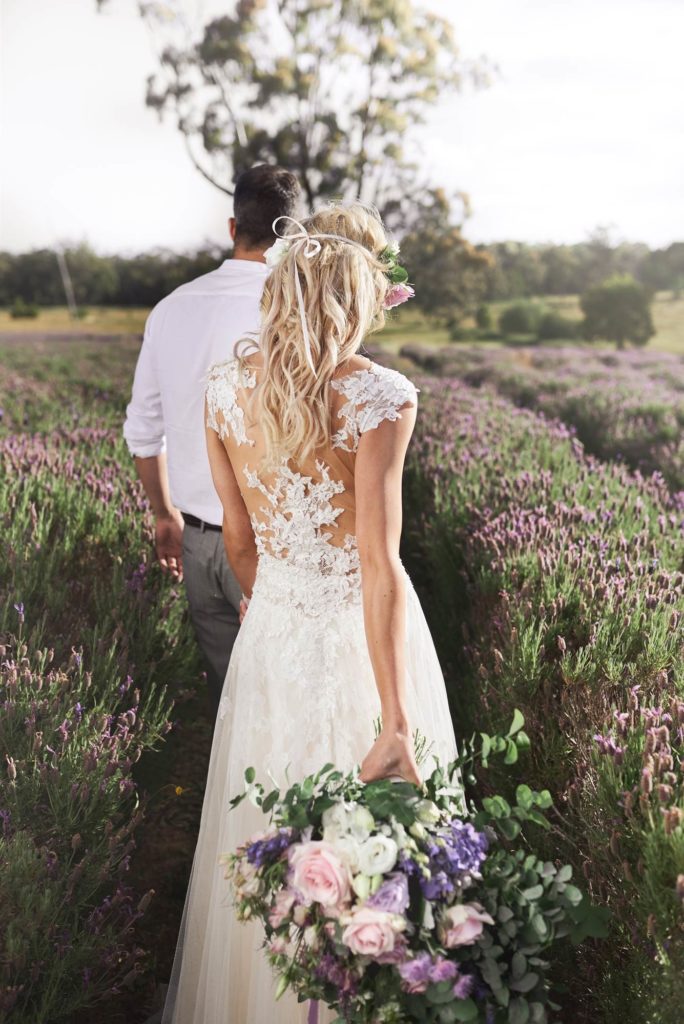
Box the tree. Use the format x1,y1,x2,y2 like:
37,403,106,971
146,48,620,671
399,190,492,322
475,303,492,330
95,0,489,221
498,300,543,337
581,275,654,350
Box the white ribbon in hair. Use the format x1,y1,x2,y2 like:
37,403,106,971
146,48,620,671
271,215,372,376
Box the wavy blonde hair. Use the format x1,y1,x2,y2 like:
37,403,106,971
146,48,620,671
242,203,390,466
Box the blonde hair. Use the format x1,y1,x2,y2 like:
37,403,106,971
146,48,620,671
243,203,390,466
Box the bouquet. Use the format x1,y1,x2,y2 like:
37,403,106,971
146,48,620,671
225,714,606,1023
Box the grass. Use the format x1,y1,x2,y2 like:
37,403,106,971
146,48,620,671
2,291,681,352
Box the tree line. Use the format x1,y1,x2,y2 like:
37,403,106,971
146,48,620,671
1,235,681,316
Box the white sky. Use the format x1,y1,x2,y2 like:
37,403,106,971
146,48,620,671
1,0,683,254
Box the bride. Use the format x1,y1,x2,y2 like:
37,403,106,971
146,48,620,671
162,203,457,1023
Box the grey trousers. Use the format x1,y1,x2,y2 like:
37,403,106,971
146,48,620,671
182,524,242,714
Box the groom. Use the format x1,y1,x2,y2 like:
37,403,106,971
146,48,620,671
124,164,300,711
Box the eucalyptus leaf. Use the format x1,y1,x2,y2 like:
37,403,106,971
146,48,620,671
511,972,540,994
508,708,525,736
509,997,531,1024
450,998,479,1021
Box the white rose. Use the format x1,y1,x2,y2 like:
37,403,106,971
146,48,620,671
415,799,441,825
333,836,362,873
322,802,352,839
264,237,291,267
357,835,398,876
350,806,375,842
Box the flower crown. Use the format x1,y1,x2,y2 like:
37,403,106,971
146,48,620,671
264,222,415,311
262,216,414,376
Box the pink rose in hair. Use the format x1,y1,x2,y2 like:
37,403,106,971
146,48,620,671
384,283,415,309
289,841,351,908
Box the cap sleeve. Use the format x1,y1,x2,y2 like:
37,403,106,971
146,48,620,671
331,364,418,452
205,359,255,446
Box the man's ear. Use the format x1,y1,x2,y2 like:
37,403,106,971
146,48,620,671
229,217,237,242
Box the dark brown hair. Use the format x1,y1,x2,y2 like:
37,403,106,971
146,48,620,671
233,165,300,248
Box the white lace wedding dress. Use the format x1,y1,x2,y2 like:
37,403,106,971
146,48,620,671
162,358,457,1024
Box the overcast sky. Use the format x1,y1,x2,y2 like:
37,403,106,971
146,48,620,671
1,0,683,254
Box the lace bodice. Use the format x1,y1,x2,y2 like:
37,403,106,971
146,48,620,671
205,358,417,616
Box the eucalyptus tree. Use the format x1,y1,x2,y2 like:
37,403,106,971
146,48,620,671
96,0,489,224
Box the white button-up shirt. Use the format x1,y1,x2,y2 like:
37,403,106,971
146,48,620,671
123,259,271,525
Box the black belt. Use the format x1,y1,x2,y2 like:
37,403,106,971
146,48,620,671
181,512,222,533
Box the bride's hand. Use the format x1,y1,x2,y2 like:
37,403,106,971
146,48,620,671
360,728,421,786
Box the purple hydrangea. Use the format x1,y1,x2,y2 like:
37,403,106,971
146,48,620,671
429,957,459,983
246,828,296,867
453,972,475,999
420,820,488,899
398,952,433,993
367,872,410,914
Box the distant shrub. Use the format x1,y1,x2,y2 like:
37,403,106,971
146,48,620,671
498,300,543,336
536,311,579,341
475,303,493,330
9,298,39,319
581,274,654,349
448,323,473,342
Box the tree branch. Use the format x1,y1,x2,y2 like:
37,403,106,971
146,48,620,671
182,132,233,195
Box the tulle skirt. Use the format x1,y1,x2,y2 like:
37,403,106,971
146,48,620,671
162,555,457,1024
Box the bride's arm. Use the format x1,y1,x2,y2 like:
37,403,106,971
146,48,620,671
205,420,258,597
355,405,421,786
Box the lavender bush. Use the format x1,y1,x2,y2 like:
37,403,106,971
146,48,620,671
401,345,684,493
0,364,201,1019
403,378,683,1023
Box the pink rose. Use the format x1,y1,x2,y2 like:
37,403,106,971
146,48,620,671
384,283,415,309
440,903,494,948
268,889,296,928
341,907,405,959
289,841,351,908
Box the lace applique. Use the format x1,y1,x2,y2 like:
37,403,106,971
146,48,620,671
243,459,361,591
205,360,256,445
331,364,418,452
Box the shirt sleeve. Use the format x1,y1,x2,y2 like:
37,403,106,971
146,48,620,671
123,308,167,458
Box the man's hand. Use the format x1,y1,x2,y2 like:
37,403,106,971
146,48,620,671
155,511,184,582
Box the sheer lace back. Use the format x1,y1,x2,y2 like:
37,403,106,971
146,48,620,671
205,358,416,615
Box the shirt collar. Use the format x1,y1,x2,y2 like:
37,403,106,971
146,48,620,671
218,258,271,274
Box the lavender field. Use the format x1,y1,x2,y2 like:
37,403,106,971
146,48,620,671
402,345,684,494
1,337,683,1024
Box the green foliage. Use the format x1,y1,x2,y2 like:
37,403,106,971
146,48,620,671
581,275,655,349
9,297,39,318
499,302,544,337
475,305,493,330
229,713,602,1023
535,311,578,341
0,245,224,309
99,0,489,223
401,191,492,322
402,379,684,1023
0,358,203,1018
